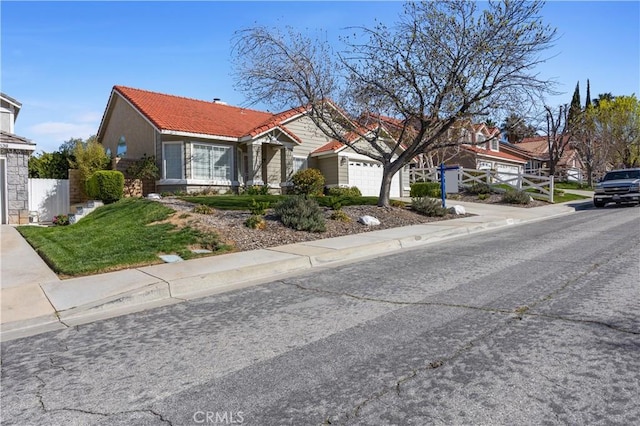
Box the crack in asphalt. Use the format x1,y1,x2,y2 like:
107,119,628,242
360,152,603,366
32,371,173,425
349,320,506,420
282,238,639,421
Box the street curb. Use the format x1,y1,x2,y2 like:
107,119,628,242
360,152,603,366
0,205,583,342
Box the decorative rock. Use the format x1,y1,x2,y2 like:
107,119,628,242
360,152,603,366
358,215,381,226
449,205,466,215
159,254,183,263
147,193,162,200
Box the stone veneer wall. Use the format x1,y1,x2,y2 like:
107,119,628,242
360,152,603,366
2,149,30,224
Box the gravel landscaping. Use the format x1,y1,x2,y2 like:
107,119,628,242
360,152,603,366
156,198,469,252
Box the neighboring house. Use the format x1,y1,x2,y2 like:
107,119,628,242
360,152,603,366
410,122,526,178
1,93,36,225
451,123,527,178
501,136,584,181
97,86,408,197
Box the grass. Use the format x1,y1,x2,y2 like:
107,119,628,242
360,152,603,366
555,181,593,190
17,198,229,277
181,194,381,210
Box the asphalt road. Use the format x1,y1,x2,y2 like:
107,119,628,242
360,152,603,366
2,205,639,425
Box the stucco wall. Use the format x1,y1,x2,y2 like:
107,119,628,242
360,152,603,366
100,95,157,160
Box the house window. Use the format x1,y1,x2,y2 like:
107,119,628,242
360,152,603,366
117,136,127,157
163,142,183,179
476,134,486,149
490,139,499,151
192,143,232,181
293,156,307,174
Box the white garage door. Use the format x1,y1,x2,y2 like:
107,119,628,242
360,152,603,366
496,164,520,186
348,161,400,197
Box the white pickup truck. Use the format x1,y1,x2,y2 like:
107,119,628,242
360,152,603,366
593,168,640,207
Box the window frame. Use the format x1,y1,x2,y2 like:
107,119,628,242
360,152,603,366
162,141,184,181
190,142,234,184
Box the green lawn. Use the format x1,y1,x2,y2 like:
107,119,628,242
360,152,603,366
17,198,229,277
555,181,593,191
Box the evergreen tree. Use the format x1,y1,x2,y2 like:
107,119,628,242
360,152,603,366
585,79,592,108
567,81,581,130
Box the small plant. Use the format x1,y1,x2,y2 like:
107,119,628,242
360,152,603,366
197,232,229,252
410,182,441,198
193,204,214,215
52,214,70,226
244,185,270,196
468,182,492,195
326,186,362,197
326,196,345,211
501,190,531,205
178,213,190,219
330,210,352,222
244,214,267,230
274,196,326,232
477,193,489,200
411,196,448,217
389,199,406,208
248,198,270,215
291,168,325,197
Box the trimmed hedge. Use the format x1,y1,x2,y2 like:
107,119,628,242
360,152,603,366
326,186,362,198
410,182,441,198
86,170,124,204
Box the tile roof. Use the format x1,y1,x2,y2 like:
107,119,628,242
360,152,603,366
311,140,346,155
114,86,280,139
0,130,34,146
463,145,527,163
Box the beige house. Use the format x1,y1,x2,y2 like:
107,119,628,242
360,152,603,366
97,86,408,196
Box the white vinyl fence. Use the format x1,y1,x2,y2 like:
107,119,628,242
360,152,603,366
28,179,69,223
409,167,555,202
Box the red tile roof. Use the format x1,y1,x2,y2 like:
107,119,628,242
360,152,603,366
311,140,346,154
463,145,527,163
114,86,280,139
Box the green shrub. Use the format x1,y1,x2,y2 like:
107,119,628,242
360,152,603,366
291,168,325,197
411,196,448,217
501,190,531,205
330,210,352,222
389,199,406,208
248,198,270,215
477,193,489,200
410,182,441,198
193,204,214,214
274,196,326,232
326,186,362,198
467,182,492,195
244,185,270,196
244,215,266,230
86,170,124,203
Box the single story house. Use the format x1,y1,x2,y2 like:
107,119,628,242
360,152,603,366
1,92,36,225
97,86,409,197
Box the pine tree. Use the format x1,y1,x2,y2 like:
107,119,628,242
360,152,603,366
585,79,592,108
567,81,582,130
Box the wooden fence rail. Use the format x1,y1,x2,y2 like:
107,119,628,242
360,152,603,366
409,167,555,202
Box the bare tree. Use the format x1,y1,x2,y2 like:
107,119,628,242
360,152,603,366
544,105,574,178
233,0,556,206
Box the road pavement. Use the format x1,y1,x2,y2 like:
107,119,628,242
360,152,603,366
1,203,638,425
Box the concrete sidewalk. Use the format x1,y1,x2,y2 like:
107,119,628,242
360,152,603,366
0,199,592,342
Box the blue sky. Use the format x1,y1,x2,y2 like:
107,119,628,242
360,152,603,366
2,1,639,154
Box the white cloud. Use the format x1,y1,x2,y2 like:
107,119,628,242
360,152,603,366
28,121,98,152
